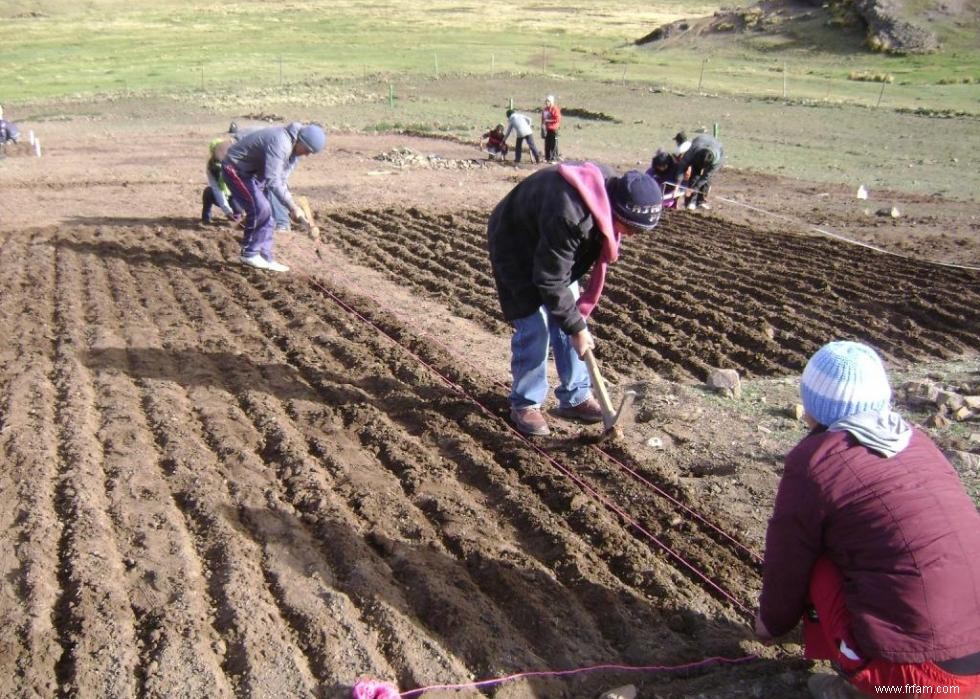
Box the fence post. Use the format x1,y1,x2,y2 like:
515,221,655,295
434,53,439,78
875,80,886,108
389,83,394,108
278,55,283,88
713,122,719,138
782,62,787,100
491,54,495,78
698,57,707,94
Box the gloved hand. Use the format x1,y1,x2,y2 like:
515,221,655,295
292,207,308,228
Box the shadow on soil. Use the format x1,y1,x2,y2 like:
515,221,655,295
225,502,808,698
55,238,217,271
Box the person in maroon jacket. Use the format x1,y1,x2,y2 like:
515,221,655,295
754,341,980,698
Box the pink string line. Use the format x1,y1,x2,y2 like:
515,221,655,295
300,271,755,617
594,445,763,564
311,259,761,564
397,654,761,697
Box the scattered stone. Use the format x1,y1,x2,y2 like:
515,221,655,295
964,396,980,410
789,404,805,421
706,368,741,398
598,685,637,699
970,433,980,445
875,206,901,218
954,406,973,422
928,413,951,429
646,436,664,449
935,390,965,411
901,379,939,402
757,425,772,434
374,146,486,170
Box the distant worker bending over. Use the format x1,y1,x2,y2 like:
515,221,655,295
675,133,723,211
503,108,541,165
221,121,325,272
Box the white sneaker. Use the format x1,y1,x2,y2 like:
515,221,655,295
241,254,289,272
699,202,711,210
687,202,698,211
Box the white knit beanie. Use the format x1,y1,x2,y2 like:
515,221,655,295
800,341,892,427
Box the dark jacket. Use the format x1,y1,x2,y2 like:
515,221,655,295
677,134,723,190
486,164,610,334
759,427,980,664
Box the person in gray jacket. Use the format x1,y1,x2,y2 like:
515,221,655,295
503,109,541,165
676,133,723,210
221,121,325,272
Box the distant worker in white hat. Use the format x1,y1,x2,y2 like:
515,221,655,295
221,121,325,272
541,95,562,163
754,341,980,698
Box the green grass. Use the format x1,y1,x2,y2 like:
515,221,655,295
2,0,978,113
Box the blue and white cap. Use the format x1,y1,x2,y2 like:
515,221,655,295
800,341,892,427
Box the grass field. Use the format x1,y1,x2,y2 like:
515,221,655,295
2,0,978,111
3,1,978,202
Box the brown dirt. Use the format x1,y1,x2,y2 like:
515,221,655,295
0,109,977,699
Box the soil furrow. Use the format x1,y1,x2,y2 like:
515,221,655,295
93,253,246,698
0,239,64,697
158,254,470,692
50,244,139,698
203,262,752,684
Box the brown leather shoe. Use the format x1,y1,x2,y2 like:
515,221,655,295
510,407,550,436
554,396,603,424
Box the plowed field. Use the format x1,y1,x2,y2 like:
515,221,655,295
1,201,977,699
324,206,979,381
1,108,979,699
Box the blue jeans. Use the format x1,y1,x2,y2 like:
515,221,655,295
509,286,591,410
268,190,290,230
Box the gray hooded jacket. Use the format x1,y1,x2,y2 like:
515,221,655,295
223,122,302,214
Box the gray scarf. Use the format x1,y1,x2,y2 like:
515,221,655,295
828,409,913,458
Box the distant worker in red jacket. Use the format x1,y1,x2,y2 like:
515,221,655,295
755,341,980,699
541,95,562,163
480,123,509,160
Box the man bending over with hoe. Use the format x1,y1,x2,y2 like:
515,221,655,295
487,164,662,436
221,121,325,272
755,341,980,698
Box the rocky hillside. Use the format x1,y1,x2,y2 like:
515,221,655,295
636,0,960,55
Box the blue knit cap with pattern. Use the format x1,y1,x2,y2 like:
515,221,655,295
800,341,892,427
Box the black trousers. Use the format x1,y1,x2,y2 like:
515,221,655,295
544,130,559,162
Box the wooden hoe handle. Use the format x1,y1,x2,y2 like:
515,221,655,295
582,348,616,431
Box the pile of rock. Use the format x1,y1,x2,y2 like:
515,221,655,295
898,379,980,427
374,147,486,170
